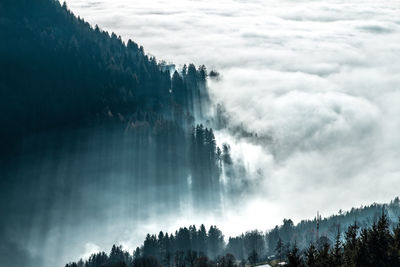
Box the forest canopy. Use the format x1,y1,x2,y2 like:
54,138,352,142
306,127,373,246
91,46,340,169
0,0,210,152
66,199,400,267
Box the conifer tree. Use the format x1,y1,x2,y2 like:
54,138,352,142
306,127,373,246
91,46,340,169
287,243,304,267
275,238,284,262
305,243,317,267
332,226,342,267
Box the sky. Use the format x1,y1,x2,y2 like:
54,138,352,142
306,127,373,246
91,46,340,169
63,0,400,260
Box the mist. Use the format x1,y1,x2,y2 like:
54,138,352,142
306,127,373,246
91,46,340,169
62,0,400,228
2,0,400,266
1,125,228,266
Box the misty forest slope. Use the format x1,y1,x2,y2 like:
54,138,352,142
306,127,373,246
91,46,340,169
0,0,211,151
0,1,246,267
0,0,236,213
66,198,400,267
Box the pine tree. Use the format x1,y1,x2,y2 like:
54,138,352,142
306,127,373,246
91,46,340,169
367,209,393,267
390,217,400,266
275,238,284,262
287,243,304,267
332,226,342,267
222,143,232,165
343,221,359,267
316,242,332,267
198,224,208,255
305,243,317,267
247,249,258,266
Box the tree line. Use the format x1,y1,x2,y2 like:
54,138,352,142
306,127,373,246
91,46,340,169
0,0,211,152
283,210,400,267
66,200,400,267
1,0,246,223
265,197,400,255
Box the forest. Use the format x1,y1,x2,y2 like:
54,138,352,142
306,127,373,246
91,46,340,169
2,1,397,267
66,199,400,267
0,0,240,214
0,2,244,266
0,0,210,152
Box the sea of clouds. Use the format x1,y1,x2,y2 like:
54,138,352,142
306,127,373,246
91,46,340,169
65,0,400,256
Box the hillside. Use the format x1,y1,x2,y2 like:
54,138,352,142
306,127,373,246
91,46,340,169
0,2,244,266
0,0,209,152
66,198,400,267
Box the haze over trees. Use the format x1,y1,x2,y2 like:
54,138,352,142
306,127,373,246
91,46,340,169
0,1,247,266
1,1,397,267
0,0,240,210
66,199,400,267
0,0,210,152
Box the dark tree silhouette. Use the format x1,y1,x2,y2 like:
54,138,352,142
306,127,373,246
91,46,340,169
66,209,400,267
287,243,304,267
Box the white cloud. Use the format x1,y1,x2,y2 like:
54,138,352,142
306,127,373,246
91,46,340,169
80,243,101,260
65,0,400,256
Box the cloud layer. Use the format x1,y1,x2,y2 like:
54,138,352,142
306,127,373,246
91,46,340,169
64,0,400,259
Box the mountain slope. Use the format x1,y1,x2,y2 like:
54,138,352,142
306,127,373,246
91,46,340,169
0,0,209,151
65,198,400,267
